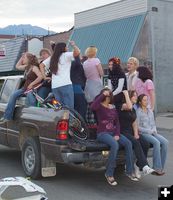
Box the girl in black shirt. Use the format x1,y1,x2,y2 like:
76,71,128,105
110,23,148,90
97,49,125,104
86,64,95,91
118,90,155,178
107,57,127,106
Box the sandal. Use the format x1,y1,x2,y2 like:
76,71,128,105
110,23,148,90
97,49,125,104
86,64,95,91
105,174,117,186
152,170,165,176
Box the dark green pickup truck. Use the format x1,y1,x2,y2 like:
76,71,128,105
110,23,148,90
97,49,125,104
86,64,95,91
0,76,118,179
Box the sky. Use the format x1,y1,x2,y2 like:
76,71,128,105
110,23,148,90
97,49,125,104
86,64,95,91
0,0,120,33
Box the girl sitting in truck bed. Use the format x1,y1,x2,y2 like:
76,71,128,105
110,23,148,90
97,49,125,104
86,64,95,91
0,52,43,123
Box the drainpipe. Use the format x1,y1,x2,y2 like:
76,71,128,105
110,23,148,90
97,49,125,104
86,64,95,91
149,10,157,114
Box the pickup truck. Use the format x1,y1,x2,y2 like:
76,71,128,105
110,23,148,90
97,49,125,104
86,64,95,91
0,76,125,179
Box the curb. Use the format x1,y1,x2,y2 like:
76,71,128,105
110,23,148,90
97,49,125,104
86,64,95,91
157,127,173,134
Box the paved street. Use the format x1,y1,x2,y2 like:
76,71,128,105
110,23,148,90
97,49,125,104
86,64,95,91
0,131,173,200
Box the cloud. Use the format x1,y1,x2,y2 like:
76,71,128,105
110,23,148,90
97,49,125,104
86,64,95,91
0,0,120,32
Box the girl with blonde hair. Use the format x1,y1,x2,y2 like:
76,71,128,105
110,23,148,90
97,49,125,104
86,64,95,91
83,46,104,103
126,57,139,90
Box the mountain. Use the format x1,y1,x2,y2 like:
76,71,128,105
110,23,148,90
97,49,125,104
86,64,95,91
0,24,55,36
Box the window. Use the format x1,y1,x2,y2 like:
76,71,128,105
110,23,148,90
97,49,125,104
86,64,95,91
0,79,5,91
0,79,19,103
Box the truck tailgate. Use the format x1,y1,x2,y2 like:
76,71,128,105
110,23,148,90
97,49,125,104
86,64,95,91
68,138,109,152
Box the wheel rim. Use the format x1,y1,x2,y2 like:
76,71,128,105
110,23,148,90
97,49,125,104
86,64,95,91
24,146,35,173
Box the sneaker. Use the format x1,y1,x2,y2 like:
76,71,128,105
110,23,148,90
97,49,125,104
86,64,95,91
134,163,141,179
142,165,155,176
126,174,139,181
0,117,10,124
105,174,118,186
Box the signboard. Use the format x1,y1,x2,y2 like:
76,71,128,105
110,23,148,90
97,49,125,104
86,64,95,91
0,44,6,58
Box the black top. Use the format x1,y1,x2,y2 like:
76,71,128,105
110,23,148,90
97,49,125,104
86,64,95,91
118,107,136,135
108,70,127,92
70,56,86,88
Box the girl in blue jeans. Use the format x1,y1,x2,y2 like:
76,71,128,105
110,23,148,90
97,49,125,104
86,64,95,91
0,53,43,123
91,88,138,186
49,41,80,109
136,94,168,175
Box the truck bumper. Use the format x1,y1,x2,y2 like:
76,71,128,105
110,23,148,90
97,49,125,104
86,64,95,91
61,151,108,168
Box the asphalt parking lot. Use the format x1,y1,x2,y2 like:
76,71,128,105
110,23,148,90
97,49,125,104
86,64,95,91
0,131,172,200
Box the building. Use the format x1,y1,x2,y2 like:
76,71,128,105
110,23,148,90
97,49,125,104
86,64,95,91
0,36,43,76
0,35,16,42
43,28,73,52
70,0,173,113
0,28,73,76
0,37,27,76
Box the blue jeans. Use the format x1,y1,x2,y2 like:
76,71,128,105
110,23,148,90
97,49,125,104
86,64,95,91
52,84,74,109
26,92,37,106
141,134,168,171
97,132,134,177
123,133,148,169
38,86,51,100
73,84,87,120
118,134,135,175
4,88,25,120
26,87,51,106
4,88,38,120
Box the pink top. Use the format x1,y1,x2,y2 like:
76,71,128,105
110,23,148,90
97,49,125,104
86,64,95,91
83,58,101,81
135,78,154,107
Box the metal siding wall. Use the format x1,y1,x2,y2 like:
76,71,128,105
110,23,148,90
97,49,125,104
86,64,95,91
75,0,147,28
71,14,145,64
148,0,173,112
0,37,25,72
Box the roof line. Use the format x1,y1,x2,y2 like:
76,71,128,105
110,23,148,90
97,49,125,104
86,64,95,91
75,0,123,15
75,0,173,16
74,12,146,30
156,0,173,3
43,27,74,38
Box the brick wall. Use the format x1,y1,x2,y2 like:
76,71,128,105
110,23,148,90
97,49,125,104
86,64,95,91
43,28,73,52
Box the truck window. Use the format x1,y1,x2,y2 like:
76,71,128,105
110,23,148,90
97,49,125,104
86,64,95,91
0,79,4,91
0,79,19,103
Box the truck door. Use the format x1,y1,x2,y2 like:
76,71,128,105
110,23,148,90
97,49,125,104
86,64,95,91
0,79,8,145
0,78,21,147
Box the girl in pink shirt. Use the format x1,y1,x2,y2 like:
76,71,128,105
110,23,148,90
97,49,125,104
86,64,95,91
83,46,104,103
135,66,155,111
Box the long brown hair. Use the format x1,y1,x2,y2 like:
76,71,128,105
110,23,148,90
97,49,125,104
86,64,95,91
50,42,66,74
137,94,147,107
25,52,39,67
137,66,153,82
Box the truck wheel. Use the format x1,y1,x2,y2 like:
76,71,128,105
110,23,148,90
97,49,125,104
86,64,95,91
21,137,41,179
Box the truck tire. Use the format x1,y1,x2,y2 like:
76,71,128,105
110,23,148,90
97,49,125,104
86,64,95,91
21,137,41,179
